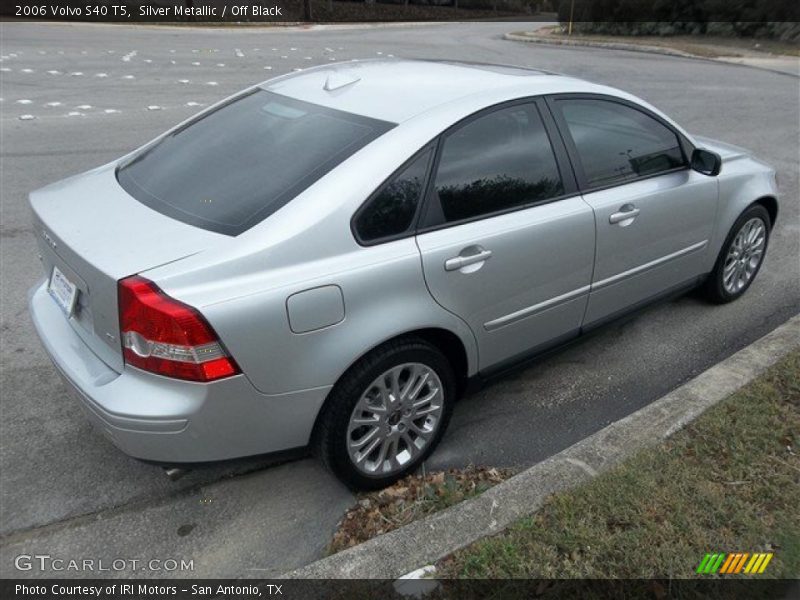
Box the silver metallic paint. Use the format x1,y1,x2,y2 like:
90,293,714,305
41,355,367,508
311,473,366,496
286,285,345,334
28,60,778,463
30,280,331,461
581,169,719,325
417,196,595,369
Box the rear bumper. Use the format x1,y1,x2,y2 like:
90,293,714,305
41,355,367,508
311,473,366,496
28,280,331,462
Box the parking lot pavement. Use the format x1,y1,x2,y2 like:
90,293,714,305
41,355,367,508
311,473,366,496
1,21,798,577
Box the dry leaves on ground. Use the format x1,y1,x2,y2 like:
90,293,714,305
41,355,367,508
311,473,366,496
328,465,513,555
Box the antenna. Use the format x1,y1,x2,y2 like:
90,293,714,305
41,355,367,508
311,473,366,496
323,72,361,92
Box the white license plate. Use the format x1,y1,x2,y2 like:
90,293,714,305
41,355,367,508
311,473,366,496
48,265,78,317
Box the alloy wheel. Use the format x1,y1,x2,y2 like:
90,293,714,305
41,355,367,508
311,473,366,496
346,362,444,477
722,217,766,294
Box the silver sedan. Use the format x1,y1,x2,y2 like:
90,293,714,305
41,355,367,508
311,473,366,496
29,59,778,489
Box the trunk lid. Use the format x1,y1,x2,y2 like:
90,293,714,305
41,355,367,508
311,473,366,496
30,163,226,372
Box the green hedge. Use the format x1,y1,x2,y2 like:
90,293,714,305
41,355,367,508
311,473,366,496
557,1,800,41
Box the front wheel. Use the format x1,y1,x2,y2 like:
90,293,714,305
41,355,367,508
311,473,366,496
313,337,455,490
703,204,771,303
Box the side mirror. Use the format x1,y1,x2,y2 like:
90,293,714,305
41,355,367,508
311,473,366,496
691,148,722,176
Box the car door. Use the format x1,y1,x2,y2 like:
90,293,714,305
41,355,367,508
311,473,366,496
415,100,595,371
548,95,719,326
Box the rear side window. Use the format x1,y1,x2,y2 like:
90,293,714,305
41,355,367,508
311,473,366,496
118,90,394,236
556,98,686,188
354,149,432,243
431,103,564,223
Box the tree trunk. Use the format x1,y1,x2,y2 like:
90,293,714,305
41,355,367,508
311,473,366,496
304,0,313,20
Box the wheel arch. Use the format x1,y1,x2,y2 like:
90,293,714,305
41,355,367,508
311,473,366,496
310,326,472,442
334,326,471,399
411,327,470,396
753,195,778,229
707,162,778,273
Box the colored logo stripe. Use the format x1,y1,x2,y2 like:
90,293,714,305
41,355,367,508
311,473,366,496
720,553,737,574
719,553,736,573
733,553,749,574
720,553,743,574
699,552,774,575
696,554,712,574
696,553,726,574
757,553,773,574
710,553,726,574
745,554,761,573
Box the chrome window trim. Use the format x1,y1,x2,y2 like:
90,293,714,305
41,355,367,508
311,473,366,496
350,145,436,247
418,96,579,233
544,93,695,195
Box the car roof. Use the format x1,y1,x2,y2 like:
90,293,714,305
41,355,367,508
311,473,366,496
260,59,597,123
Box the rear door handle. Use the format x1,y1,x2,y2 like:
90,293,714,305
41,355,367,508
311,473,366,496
609,205,640,225
445,249,492,272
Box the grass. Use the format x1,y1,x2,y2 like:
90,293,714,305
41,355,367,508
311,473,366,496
437,350,800,581
328,466,513,554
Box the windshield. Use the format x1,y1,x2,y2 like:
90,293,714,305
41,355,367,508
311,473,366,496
117,89,394,236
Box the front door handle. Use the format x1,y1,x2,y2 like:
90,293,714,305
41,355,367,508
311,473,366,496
445,249,492,272
609,204,640,225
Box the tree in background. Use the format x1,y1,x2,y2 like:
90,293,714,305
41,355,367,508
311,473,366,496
557,0,800,41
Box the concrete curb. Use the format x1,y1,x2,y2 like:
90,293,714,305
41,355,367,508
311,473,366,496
504,31,698,59
504,32,800,78
283,314,800,578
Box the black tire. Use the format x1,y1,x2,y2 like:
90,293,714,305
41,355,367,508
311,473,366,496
702,204,771,304
312,337,456,490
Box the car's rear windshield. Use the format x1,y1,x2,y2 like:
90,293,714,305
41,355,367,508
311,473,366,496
117,89,394,236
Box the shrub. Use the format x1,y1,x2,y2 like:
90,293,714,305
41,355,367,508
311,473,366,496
556,0,800,41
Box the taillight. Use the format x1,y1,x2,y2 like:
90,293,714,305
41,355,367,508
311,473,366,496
118,276,240,382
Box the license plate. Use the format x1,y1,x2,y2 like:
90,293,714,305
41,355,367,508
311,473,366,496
48,265,78,317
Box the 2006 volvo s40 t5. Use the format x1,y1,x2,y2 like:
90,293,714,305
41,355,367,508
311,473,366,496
29,60,778,489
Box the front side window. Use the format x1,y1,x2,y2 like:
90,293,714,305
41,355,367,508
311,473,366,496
355,149,432,243
432,103,565,223
557,98,686,188
118,90,394,236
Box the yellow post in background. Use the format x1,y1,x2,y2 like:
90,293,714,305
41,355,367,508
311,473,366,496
568,0,574,36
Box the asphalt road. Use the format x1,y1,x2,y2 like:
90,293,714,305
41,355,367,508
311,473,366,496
1,21,798,578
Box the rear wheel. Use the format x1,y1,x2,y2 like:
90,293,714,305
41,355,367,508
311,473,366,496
313,337,455,490
703,204,770,303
